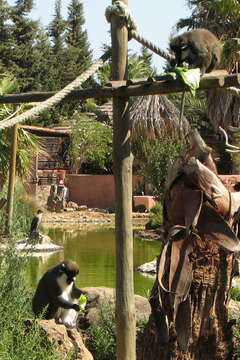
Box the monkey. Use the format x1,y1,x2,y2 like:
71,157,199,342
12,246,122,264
32,260,84,328
169,28,222,75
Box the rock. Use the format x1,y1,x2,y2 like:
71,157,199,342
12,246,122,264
137,259,157,274
81,287,151,327
233,258,240,277
228,299,240,318
24,319,93,360
67,201,79,210
78,205,88,211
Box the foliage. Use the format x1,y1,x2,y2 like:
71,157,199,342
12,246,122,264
167,67,201,96
232,316,240,358
221,37,240,73
147,202,163,229
137,138,182,201
70,116,113,174
0,248,60,360
87,303,116,360
96,48,156,87
87,302,148,360
0,76,40,189
230,286,240,302
64,0,92,83
0,180,39,237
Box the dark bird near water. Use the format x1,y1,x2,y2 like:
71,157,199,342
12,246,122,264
29,209,43,235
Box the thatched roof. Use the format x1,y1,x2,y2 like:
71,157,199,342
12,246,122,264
130,95,190,140
206,90,240,131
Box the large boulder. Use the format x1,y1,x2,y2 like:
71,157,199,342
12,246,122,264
25,319,93,360
81,286,151,327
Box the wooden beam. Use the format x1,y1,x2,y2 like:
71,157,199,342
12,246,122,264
111,0,136,359
0,73,239,104
5,124,18,234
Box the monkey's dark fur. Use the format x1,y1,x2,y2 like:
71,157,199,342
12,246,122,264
169,28,221,75
32,260,82,321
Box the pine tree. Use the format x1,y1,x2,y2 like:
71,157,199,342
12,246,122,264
10,0,41,91
64,0,92,84
0,0,14,72
47,0,67,90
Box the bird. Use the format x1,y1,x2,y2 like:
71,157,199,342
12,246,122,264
29,209,43,236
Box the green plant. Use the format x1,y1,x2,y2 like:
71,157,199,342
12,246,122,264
87,302,116,360
140,138,182,201
0,247,60,360
147,202,163,228
0,179,39,237
71,117,113,174
87,302,149,360
230,287,240,302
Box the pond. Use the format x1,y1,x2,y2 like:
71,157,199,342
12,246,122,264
27,226,161,297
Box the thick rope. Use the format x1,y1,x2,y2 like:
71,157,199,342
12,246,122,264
0,51,111,131
105,1,173,63
130,30,173,63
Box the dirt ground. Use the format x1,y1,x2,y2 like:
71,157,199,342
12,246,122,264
42,208,150,226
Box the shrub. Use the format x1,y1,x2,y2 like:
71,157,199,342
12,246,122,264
0,248,60,360
87,302,148,360
0,180,39,237
146,202,163,229
139,138,182,201
71,117,113,174
87,303,116,360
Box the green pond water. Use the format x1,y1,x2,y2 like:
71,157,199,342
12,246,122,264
27,226,161,297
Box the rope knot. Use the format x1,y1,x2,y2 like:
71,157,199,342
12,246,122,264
105,1,137,31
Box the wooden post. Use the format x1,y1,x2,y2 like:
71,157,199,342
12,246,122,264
111,1,136,359
6,124,18,234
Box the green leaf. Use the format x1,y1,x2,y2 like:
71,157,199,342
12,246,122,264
78,294,87,310
167,67,201,96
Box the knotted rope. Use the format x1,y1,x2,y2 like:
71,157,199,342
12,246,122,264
105,1,173,63
0,51,110,130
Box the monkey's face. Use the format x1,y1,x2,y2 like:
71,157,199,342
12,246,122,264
58,261,79,285
170,36,195,68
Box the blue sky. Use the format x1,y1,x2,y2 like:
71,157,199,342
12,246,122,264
8,1,191,72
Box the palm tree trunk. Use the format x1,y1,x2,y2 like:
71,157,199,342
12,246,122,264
138,130,237,360
139,249,235,360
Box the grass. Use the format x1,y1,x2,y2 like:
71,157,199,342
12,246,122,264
86,302,148,360
0,179,39,238
146,202,163,229
0,247,61,360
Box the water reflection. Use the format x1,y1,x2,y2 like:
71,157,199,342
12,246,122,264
27,226,161,297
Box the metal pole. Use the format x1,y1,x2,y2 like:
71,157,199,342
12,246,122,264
6,124,18,234
111,1,136,359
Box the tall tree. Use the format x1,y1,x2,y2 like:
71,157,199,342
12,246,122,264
64,0,92,84
0,0,12,73
48,0,66,90
10,0,40,91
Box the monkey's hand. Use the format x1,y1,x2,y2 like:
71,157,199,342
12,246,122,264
72,303,80,312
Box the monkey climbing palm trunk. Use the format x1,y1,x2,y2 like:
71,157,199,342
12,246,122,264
139,130,240,360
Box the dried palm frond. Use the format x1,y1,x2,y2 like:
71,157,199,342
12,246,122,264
130,95,190,141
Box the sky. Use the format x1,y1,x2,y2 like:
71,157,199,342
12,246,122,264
8,0,191,72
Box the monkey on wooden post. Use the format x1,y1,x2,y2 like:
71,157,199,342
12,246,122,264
169,28,222,134
169,28,222,75
32,260,83,328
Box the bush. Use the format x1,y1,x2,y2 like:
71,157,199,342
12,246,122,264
146,202,163,229
139,138,182,201
0,180,39,237
87,303,116,360
71,117,113,174
0,248,60,360
87,302,148,360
